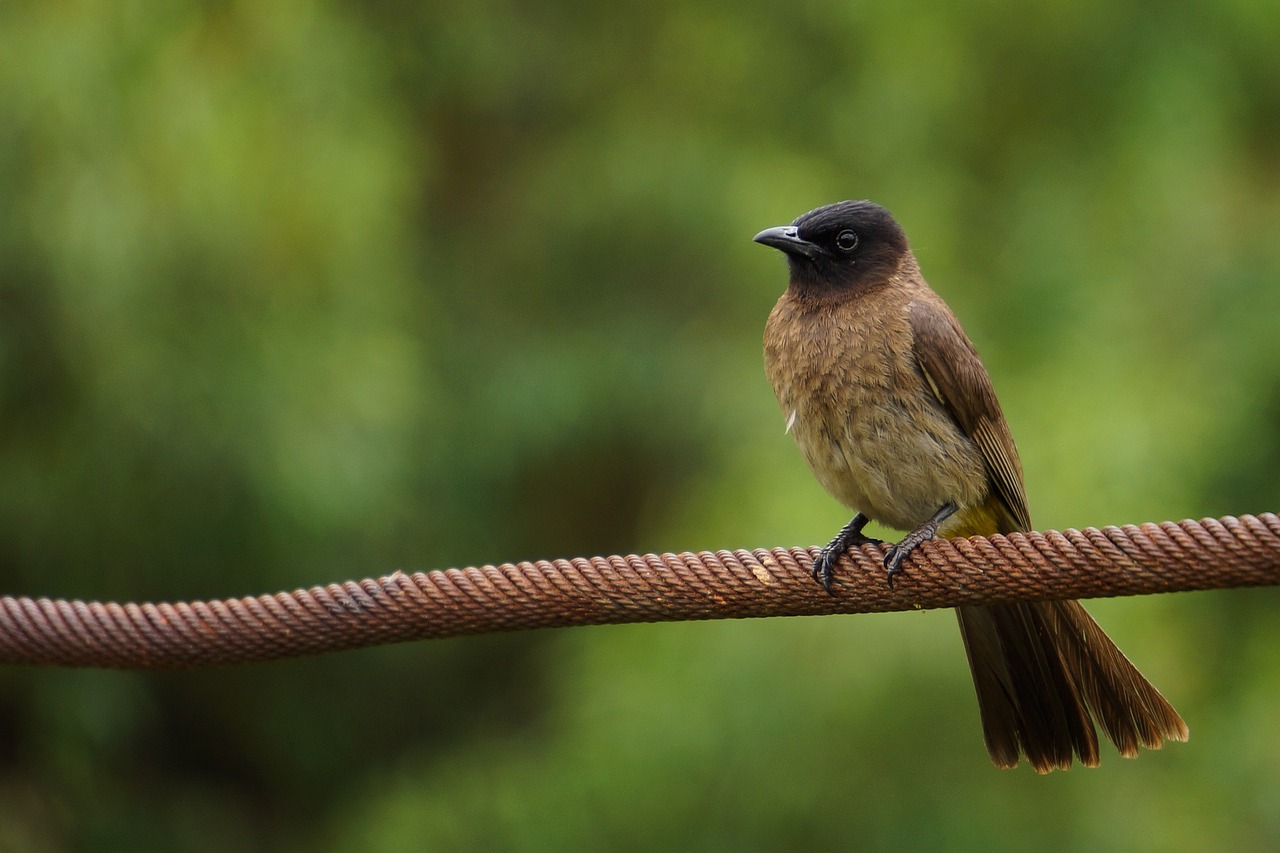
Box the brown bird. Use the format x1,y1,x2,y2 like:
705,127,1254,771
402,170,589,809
755,200,1188,772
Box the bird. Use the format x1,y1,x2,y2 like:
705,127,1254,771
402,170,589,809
754,199,1188,772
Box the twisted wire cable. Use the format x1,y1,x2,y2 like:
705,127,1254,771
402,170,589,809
1,513,1277,669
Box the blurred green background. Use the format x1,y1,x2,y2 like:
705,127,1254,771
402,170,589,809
2,1,1279,850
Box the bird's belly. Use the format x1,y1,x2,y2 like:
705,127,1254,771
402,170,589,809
790,397,988,532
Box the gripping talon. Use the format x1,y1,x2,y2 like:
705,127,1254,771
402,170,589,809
813,512,883,594
882,501,958,588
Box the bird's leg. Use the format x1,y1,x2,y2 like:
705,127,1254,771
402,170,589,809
813,512,883,594
884,501,958,588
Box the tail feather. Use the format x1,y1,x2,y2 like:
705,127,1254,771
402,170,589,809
956,601,1187,773
1044,600,1189,755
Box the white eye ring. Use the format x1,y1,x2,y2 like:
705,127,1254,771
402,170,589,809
835,230,859,252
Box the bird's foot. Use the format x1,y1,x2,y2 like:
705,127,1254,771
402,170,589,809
883,501,958,588
813,513,883,594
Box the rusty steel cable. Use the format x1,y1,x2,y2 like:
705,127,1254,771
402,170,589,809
1,512,1278,670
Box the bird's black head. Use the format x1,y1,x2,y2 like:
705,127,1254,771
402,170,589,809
753,200,910,294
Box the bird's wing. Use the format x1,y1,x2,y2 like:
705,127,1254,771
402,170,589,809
908,299,1031,532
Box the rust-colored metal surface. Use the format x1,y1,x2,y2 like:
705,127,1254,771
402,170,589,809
2,514,1277,669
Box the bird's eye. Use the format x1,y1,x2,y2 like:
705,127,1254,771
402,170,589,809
835,230,859,252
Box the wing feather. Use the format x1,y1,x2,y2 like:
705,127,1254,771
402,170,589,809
908,300,1031,533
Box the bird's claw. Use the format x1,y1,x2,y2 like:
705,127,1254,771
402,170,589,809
883,544,911,589
881,502,956,588
813,530,884,595
812,549,841,594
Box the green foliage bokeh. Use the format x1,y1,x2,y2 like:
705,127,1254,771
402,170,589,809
2,1,1279,850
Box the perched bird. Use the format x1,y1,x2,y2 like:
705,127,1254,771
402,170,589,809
754,200,1188,772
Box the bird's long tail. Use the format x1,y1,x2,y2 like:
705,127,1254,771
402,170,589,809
955,600,1189,773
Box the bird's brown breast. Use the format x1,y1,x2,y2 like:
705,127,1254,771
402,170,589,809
762,277,990,532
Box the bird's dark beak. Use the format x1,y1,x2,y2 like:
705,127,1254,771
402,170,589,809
752,225,822,260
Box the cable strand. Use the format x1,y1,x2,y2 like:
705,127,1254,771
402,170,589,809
1,513,1278,670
